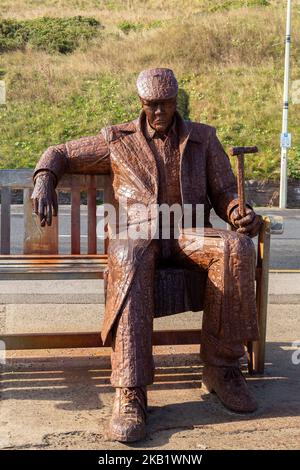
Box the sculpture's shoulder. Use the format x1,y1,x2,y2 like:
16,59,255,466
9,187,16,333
101,119,137,144
187,121,216,143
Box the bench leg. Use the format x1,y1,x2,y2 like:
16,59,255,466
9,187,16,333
247,217,271,375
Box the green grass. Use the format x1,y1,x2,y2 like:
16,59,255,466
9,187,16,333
0,0,300,179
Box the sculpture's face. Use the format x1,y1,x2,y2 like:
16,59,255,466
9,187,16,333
140,97,177,134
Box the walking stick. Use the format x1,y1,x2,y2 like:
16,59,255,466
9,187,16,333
229,146,258,217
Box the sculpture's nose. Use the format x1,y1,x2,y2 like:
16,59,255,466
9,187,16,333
154,104,163,115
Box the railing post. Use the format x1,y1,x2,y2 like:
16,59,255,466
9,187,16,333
87,175,97,254
71,176,81,254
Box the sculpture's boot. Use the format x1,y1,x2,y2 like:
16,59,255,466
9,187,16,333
202,364,258,413
109,387,147,442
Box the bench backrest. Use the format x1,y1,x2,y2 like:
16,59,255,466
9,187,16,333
0,169,113,255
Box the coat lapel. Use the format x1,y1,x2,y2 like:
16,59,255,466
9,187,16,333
109,113,158,199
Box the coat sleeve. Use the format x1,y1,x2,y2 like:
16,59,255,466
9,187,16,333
33,132,110,187
206,127,240,223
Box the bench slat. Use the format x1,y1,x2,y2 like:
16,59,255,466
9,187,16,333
0,187,11,254
1,329,202,350
0,254,108,279
71,176,81,254
0,272,104,280
0,255,108,260
0,262,107,269
0,257,107,268
88,175,97,254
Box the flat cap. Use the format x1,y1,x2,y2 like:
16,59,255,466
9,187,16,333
136,68,178,101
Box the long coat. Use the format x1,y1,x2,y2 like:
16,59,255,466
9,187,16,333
34,110,239,344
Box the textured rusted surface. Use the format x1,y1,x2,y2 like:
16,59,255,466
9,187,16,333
109,386,147,442
31,68,262,423
110,230,258,387
202,364,258,412
31,171,58,228
237,153,246,217
33,145,68,186
229,146,258,156
229,146,258,218
136,68,178,101
143,115,181,210
229,147,262,232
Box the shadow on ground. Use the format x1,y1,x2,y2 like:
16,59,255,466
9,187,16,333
1,341,299,449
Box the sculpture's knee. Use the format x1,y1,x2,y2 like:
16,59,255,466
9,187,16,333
108,239,159,267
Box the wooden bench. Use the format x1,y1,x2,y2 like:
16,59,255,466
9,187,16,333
0,169,283,374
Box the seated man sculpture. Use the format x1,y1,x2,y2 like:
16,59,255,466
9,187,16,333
31,68,262,443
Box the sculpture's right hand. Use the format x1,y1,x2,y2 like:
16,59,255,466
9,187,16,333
31,171,58,227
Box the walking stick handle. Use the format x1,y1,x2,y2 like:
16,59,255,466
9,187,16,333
229,146,259,218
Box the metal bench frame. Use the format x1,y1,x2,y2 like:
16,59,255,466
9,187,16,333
0,170,276,374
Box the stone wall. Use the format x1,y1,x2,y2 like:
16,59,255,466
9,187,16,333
245,179,300,208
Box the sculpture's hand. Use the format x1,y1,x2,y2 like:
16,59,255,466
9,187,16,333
230,207,262,238
31,171,58,227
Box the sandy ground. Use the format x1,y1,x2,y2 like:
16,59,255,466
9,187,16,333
1,298,300,450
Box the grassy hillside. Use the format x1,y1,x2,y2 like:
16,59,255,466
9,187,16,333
1,0,300,179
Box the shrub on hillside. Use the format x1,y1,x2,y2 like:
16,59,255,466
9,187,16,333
209,0,270,12
0,18,28,53
0,16,103,54
117,19,162,35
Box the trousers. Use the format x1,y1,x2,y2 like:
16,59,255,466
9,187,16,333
110,227,258,387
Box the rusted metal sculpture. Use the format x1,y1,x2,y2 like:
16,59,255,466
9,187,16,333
31,68,262,443
229,146,259,217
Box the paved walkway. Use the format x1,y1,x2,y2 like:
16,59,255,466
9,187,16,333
0,274,299,449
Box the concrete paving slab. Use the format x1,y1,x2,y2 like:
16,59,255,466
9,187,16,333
0,303,299,450
0,304,204,335
0,274,299,339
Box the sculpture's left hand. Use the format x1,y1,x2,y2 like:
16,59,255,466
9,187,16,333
31,171,58,227
230,207,262,238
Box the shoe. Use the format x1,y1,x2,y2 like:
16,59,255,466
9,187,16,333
202,364,258,413
109,387,147,442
